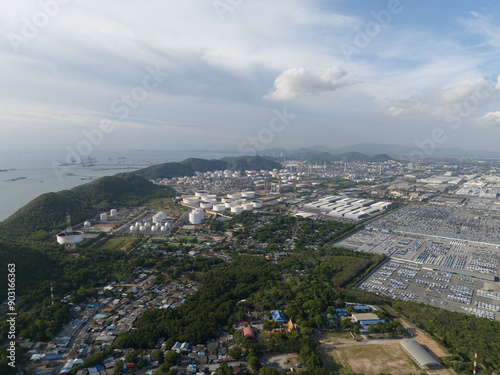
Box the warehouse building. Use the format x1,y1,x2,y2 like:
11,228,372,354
351,313,385,329
400,340,441,370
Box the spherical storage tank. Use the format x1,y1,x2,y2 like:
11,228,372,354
56,231,84,245
110,209,117,216
83,221,91,228
100,213,108,221
130,225,137,232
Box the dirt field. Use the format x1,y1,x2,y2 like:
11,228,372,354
318,323,457,375
332,342,420,374
260,353,300,371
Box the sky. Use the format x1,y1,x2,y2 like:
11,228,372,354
2,0,500,156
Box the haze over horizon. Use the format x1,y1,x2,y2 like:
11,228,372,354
3,1,500,154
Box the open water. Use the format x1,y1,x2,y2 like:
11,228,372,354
0,149,237,222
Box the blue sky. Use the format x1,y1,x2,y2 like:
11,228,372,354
2,0,500,155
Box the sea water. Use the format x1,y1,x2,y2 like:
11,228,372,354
0,149,236,222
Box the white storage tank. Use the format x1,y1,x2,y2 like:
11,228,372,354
183,197,199,205
243,203,254,211
139,226,146,231
189,209,202,225
100,213,108,221
151,226,158,232
84,221,91,228
200,201,213,209
222,198,232,203
130,225,137,232
241,191,255,198
228,193,242,200
213,204,226,212
56,231,84,245
231,206,243,214
252,201,263,208
110,209,117,217
160,226,167,232
225,202,236,208
195,191,209,197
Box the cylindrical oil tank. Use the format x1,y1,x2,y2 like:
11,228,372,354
100,213,108,221
183,197,200,205
252,201,263,208
213,204,226,212
231,206,243,214
110,209,117,216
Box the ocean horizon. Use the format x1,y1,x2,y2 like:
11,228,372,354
0,149,238,222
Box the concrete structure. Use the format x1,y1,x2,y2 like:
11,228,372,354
400,340,441,370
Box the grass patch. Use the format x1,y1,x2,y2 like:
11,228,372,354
146,198,190,211
99,237,136,251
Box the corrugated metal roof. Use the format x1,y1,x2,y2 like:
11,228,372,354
400,340,440,369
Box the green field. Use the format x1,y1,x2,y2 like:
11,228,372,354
146,197,190,211
99,237,136,251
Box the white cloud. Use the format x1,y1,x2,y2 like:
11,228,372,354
264,66,348,101
386,77,498,119
477,111,500,128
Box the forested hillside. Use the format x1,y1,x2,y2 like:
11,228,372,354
3,173,173,232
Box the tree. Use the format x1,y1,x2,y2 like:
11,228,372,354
137,358,148,369
228,346,242,360
164,351,181,366
114,359,124,374
215,362,234,375
247,355,261,372
125,350,138,363
258,368,280,375
151,349,164,364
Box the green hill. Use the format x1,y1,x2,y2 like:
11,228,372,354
134,155,281,179
3,173,173,232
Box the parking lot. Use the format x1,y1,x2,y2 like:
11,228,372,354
335,204,500,321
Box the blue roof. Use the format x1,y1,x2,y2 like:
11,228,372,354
353,305,372,311
336,309,347,316
272,310,286,322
